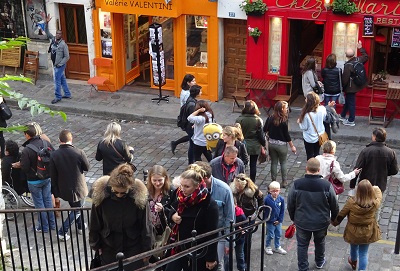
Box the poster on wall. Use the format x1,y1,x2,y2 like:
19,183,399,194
362,16,374,37
24,0,48,40
391,28,400,48
100,11,112,58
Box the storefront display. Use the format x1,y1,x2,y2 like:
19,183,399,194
186,15,208,68
100,10,112,58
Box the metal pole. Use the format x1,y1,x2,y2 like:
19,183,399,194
116,252,125,271
228,220,234,271
395,212,400,254
260,219,266,271
191,230,198,271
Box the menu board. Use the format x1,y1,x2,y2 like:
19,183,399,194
391,28,400,48
363,16,374,37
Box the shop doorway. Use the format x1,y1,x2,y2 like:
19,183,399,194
59,4,89,80
223,19,247,99
288,19,324,96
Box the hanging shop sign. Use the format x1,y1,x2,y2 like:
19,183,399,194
391,28,400,48
363,16,374,37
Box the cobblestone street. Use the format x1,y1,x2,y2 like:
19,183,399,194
3,107,400,270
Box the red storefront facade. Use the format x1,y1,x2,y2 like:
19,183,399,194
246,0,400,116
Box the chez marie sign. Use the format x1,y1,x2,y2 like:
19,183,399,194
101,0,177,16
272,0,400,21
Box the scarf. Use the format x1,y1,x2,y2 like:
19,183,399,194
221,158,237,182
169,180,208,255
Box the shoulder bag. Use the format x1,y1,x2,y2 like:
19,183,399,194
328,160,344,195
152,211,172,260
308,113,329,146
111,143,137,172
338,68,345,105
0,101,12,120
90,250,102,269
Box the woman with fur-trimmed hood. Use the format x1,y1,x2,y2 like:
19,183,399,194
89,163,153,270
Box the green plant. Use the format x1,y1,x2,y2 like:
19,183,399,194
332,0,358,14
248,26,262,37
239,0,268,14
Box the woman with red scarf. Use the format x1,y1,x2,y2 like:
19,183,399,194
165,165,219,271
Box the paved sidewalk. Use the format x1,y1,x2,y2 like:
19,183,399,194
5,73,400,147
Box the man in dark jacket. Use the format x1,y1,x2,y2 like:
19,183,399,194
20,122,56,233
50,129,90,241
210,145,245,184
350,127,398,192
339,40,369,127
287,158,338,271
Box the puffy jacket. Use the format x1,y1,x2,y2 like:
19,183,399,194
287,174,338,231
342,47,369,94
321,67,341,95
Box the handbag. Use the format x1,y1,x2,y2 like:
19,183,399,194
152,212,172,259
258,146,268,164
90,250,102,269
308,113,329,146
338,68,346,105
0,101,12,120
312,73,324,94
111,143,137,172
328,161,344,195
285,223,296,239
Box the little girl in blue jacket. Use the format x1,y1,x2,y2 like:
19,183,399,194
263,181,287,255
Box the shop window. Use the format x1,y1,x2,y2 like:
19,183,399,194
373,27,400,78
153,17,174,79
332,23,358,64
124,14,137,72
99,9,112,58
268,17,282,74
186,15,208,68
64,6,87,44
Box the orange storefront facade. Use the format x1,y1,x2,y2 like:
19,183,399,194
247,0,400,116
93,0,219,101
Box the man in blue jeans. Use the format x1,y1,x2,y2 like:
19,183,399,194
45,14,71,104
50,130,90,241
20,122,56,233
287,158,338,271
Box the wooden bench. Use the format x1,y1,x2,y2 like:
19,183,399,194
87,58,112,96
0,46,21,74
23,50,39,84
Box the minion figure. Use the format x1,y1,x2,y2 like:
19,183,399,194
203,123,222,151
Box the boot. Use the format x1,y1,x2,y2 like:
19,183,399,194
54,200,61,218
348,256,357,270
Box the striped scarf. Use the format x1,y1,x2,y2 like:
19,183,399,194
169,180,208,255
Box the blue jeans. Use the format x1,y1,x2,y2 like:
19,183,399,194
265,222,282,249
268,143,288,182
235,239,246,271
58,199,84,235
296,227,327,271
340,92,356,122
28,178,55,232
323,94,339,108
350,244,369,270
53,64,71,99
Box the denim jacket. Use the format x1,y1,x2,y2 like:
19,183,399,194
263,194,285,224
209,176,235,231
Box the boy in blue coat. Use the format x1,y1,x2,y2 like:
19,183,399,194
263,181,287,255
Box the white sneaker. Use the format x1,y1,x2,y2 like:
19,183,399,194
338,116,346,122
342,119,356,126
274,246,287,255
58,233,70,242
264,246,273,255
77,223,87,235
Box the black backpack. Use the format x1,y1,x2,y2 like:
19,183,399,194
27,139,53,180
177,99,195,130
347,58,367,87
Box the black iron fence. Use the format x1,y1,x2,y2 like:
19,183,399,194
0,206,272,271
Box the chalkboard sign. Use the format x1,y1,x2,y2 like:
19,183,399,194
391,28,400,48
363,16,374,37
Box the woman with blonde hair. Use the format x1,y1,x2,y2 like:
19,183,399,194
165,164,219,271
236,100,264,182
213,125,249,166
264,101,296,188
89,163,153,269
332,179,382,271
95,122,134,175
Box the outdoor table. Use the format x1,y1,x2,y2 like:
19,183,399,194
246,79,276,113
384,82,400,128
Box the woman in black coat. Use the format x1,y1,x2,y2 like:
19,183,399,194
1,140,27,194
213,125,249,166
0,97,12,158
165,165,219,271
95,122,134,175
321,53,341,106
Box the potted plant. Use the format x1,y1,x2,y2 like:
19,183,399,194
332,0,358,15
248,26,262,44
239,0,268,16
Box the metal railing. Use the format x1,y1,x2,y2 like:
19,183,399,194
0,205,272,271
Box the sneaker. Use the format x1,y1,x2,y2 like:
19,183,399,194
34,227,48,233
77,223,87,235
62,95,72,99
274,246,287,255
58,233,70,242
338,116,346,122
342,119,356,126
51,98,61,104
316,258,326,269
264,246,273,255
